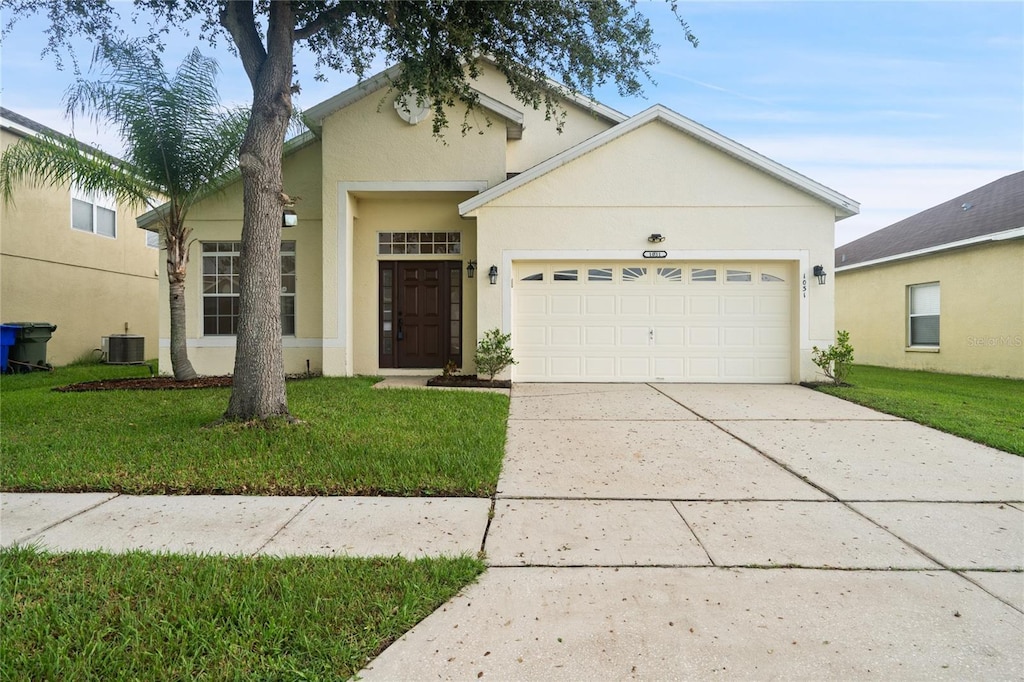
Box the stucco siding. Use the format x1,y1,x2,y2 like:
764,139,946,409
1,127,158,366
471,121,838,382
835,240,1023,378
470,64,617,173
155,140,324,375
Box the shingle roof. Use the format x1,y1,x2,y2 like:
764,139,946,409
836,171,1024,269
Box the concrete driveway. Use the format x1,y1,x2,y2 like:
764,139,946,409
362,383,1024,680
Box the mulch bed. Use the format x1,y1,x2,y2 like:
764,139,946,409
426,374,511,389
54,376,234,392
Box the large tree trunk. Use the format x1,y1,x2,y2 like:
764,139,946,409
222,1,295,421
165,223,197,380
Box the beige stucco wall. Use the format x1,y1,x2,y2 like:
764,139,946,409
836,240,1024,378
155,139,324,376
0,127,158,366
318,84,509,375
470,63,617,173
469,121,839,382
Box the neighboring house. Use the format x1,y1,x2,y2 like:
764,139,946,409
835,172,1024,379
142,63,858,383
0,108,159,366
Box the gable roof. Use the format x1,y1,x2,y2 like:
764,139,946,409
459,104,859,219
302,60,626,140
836,171,1024,270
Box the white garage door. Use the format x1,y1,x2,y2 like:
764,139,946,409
512,261,793,382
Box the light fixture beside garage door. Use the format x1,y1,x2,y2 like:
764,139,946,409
813,265,827,285
488,265,499,285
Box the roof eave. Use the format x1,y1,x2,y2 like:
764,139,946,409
137,130,319,231
835,226,1024,272
460,104,860,217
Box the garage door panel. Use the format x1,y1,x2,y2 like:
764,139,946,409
517,325,547,346
619,356,651,377
654,296,685,315
758,327,789,347
550,356,583,377
723,327,755,347
549,326,582,346
723,357,756,379
723,296,755,315
688,327,720,347
585,295,616,315
758,295,789,315
584,326,616,346
512,261,792,382
619,296,650,315
517,294,547,315
584,356,616,377
619,326,650,346
653,357,685,377
653,327,685,346
689,296,720,315
551,295,581,315
688,357,721,379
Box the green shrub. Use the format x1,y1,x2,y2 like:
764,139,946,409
474,328,517,381
812,330,855,386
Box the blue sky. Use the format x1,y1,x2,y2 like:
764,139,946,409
1,1,1021,245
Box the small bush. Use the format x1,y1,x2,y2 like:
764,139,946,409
812,330,855,386
474,328,517,381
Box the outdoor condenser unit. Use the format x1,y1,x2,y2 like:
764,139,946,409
104,334,145,364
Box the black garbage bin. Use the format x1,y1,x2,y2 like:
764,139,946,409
5,322,57,371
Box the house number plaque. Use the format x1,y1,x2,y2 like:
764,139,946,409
642,250,668,259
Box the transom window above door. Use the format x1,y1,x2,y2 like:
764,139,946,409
378,231,461,255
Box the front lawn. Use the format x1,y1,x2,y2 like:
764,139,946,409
1,546,484,680
815,365,1023,456
0,364,509,495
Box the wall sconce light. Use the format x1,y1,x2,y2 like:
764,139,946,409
466,260,476,278
488,265,498,285
813,265,827,285
648,233,666,243
282,209,298,228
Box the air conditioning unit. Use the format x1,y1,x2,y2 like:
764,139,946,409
105,334,145,364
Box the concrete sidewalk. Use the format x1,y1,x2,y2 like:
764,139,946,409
1,494,490,558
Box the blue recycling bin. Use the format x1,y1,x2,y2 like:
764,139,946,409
0,324,17,372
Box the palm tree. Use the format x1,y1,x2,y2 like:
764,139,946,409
0,41,248,380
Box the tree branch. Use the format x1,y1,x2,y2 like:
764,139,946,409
218,0,266,88
293,1,359,41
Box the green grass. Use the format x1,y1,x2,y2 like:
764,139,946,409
1,546,484,680
815,365,1024,455
1,364,509,495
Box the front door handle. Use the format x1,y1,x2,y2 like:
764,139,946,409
397,314,404,341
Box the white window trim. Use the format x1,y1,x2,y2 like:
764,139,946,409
907,282,940,350
71,187,117,238
200,240,297,337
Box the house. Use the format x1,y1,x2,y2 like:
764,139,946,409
0,108,159,366
835,172,1023,379
143,63,859,383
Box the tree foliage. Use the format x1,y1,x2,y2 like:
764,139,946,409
4,0,697,421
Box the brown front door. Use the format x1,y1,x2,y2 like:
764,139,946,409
380,261,462,368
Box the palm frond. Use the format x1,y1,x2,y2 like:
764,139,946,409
0,132,153,208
